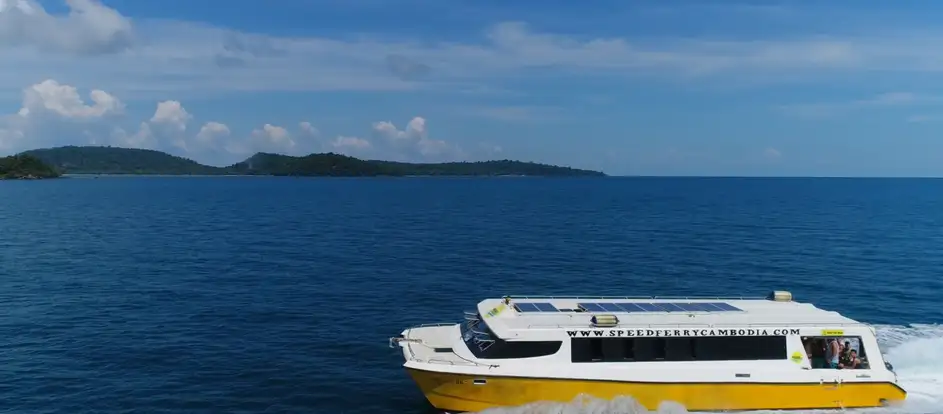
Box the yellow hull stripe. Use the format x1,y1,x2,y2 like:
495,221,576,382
406,368,906,413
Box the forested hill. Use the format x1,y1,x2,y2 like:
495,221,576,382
21,146,606,177
228,152,606,177
23,146,224,175
0,154,61,179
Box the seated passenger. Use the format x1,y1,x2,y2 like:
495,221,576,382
840,349,860,369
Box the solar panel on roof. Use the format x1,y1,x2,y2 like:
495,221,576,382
616,303,644,312
574,301,744,313
684,302,716,312
515,302,559,312
634,303,661,312
711,302,743,311
578,303,606,312
599,303,624,312
533,302,559,312
515,303,540,312
672,303,699,312
660,303,687,312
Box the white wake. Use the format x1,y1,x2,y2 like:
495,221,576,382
477,324,943,414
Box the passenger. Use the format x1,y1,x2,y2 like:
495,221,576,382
825,338,841,369
841,349,860,369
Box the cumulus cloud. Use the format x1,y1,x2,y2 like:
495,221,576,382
332,136,371,151
18,79,122,119
150,101,191,131
370,116,460,160
0,79,487,165
299,121,318,136
250,124,294,152
196,121,230,143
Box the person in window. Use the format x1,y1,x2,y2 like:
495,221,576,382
825,338,841,369
840,349,860,369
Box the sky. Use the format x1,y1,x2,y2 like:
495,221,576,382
3,1,943,176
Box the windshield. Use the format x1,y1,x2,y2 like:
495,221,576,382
460,311,495,353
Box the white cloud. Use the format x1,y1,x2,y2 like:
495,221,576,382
764,147,782,159
371,116,461,160
196,121,229,143
248,124,294,154
5,1,943,99
150,100,191,131
0,78,491,165
0,0,133,55
373,117,427,142
299,121,318,136
332,135,371,151
18,79,122,118
111,122,152,149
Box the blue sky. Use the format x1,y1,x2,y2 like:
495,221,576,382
2,0,943,176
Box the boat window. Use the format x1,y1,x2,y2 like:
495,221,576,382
666,338,696,361
633,338,667,361
460,312,562,359
801,335,870,369
694,336,785,361
571,336,787,363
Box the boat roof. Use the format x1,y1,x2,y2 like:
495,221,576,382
475,293,867,340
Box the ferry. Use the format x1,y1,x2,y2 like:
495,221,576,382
389,291,906,413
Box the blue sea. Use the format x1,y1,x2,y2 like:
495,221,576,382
1,176,941,414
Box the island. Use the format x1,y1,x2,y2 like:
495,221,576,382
0,154,62,179
20,146,606,177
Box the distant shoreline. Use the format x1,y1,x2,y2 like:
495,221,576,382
20,145,605,177
61,173,583,178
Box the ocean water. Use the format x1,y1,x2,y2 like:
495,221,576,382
0,176,941,414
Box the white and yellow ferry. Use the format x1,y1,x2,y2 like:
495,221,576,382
390,291,906,413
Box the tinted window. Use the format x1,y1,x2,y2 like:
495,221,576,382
572,336,787,362
461,314,562,359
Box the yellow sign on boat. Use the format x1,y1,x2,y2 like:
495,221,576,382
790,351,804,364
486,303,506,318
820,329,844,336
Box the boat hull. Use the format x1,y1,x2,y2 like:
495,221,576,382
406,368,907,413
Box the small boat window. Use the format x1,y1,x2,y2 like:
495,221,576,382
801,335,870,370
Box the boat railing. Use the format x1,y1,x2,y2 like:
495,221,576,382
507,295,769,300
426,357,478,366
409,322,457,329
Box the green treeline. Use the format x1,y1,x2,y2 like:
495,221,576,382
19,146,606,177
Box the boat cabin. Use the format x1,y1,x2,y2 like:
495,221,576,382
460,292,888,371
